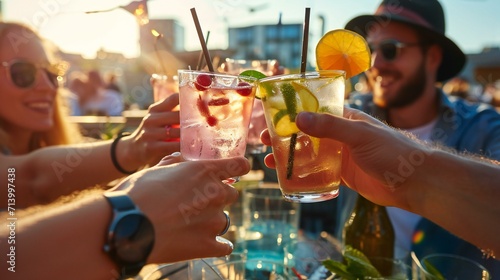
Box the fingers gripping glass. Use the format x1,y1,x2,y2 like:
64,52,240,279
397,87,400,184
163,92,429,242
1,60,60,88
369,40,420,61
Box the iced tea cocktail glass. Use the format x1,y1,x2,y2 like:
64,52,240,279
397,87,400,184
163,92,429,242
178,70,257,163
259,70,345,203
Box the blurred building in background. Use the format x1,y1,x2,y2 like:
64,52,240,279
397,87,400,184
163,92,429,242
461,47,500,86
139,19,185,54
228,23,304,71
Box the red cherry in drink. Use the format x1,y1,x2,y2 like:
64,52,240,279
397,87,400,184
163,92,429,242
206,115,218,126
208,98,230,106
195,74,212,91
236,82,252,96
197,95,210,118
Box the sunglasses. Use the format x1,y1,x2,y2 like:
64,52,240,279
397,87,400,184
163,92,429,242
368,40,421,62
1,60,61,89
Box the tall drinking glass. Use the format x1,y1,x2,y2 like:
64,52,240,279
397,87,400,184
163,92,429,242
223,59,278,155
259,70,345,203
178,70,257,165
239,184,300,265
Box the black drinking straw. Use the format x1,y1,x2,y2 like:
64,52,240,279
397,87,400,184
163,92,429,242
196,31,211,70
286,7,310,180
190,8,215,72
300,8,310,75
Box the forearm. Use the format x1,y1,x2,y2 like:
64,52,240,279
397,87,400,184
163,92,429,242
409,149,500,255
38,136,142,187
3,137,143,207
0,191,118,280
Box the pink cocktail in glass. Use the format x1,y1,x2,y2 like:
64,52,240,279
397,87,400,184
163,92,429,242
178,70,257,160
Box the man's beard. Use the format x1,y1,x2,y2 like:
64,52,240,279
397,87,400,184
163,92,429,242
380,60,427,109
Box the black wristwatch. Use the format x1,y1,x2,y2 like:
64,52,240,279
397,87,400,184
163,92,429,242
103,191,155,279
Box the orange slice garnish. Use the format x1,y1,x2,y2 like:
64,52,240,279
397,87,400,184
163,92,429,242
316,29,371,79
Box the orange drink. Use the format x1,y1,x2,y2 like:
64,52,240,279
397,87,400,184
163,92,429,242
259,70,345,202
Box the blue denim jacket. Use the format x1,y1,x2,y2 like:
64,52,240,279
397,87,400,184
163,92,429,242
341,89,500,277
349,90,500,159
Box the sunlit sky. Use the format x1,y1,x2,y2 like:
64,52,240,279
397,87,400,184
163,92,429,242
3,0,500,59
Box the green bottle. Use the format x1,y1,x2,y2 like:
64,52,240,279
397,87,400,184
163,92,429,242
342,194,395,275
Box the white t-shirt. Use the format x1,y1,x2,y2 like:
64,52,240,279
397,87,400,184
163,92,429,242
388,117,438,259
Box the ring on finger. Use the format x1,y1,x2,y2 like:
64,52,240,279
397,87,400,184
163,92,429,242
165,125,172,137
218,211,230,236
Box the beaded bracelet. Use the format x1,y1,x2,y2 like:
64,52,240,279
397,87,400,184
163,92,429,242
110,132,137,175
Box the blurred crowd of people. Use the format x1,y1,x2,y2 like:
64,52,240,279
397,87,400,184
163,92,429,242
349,74,500,109
442,76,500,107
64,70,124,116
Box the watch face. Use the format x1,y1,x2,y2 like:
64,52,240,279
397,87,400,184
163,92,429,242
113,213,155,263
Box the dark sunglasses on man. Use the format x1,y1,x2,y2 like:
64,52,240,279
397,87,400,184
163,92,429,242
1,59,61,89
368,39,421,62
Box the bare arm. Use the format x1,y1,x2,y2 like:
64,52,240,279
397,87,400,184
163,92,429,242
0,95,181,208
262,109,500,256
1,192,116,280
413,148,500,257
0,155,249,280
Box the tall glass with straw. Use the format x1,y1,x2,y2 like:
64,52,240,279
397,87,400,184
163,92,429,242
178,8,257,179
259,8,346,203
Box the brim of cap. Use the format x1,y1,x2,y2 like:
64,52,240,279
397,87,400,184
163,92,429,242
345,15,466,82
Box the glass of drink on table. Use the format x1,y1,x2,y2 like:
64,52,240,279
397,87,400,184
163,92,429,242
259,70,346,202
178,70,257,181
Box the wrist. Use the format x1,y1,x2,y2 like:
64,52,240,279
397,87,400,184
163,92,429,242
103,191,155,279
112,132,141,174
393,144,436,214
405,147,453,215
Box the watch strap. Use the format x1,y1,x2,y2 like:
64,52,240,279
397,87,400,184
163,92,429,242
104,191,136,212
103,192,153,279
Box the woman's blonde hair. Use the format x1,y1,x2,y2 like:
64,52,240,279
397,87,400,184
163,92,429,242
0,22,82,153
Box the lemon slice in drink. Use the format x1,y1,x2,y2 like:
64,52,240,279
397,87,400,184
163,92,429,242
272,109,299,137
290,81,319,112
258,83,270,100
316,29,371,79
275,114,299,137
290,81,321,154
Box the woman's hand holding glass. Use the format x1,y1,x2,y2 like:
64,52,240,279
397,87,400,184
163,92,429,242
120,94,181,170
